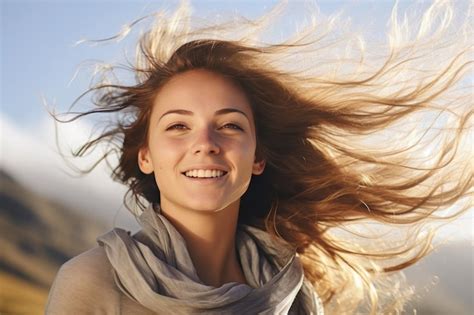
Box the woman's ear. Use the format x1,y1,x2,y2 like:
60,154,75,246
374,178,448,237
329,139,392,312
138,147,154,174
252,158,266,175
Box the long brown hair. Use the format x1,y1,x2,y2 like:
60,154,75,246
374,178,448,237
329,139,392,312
54,1,472,313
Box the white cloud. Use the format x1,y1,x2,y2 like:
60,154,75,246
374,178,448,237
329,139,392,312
0,112,140,231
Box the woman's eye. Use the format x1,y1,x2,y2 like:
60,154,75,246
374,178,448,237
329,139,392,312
221,123,243,131
166,124,188,131
165,123,243,131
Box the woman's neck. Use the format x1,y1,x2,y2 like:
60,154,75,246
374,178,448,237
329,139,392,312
160,201,248,287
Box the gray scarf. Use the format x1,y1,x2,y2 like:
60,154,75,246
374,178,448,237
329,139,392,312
97,204,324,314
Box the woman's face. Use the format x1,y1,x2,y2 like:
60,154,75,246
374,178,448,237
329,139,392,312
138,69,265,213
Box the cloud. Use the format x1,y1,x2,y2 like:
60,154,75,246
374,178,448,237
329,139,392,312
0,112,139,230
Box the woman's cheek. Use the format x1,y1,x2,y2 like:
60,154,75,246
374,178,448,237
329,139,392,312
158,136,188,149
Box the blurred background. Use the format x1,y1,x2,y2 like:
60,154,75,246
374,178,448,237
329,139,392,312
1,1,472,314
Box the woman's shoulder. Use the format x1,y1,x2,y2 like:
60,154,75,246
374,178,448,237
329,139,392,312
59,245,108,269
55,245,116,289
45,246,121,314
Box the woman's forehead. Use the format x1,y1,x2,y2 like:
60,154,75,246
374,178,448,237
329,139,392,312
151,69,254,119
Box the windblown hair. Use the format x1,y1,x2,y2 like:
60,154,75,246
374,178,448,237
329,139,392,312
56,1,472,314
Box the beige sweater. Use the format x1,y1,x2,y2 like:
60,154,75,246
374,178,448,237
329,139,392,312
45,246,155,314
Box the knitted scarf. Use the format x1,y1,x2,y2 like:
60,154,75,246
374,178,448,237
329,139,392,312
97,204,324,314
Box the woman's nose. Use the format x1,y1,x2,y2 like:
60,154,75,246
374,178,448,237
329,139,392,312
191,128,221,155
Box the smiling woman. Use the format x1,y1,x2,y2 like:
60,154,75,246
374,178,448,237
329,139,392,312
45,1,471,314
138,70,264,220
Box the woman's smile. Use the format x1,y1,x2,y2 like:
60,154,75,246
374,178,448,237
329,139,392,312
181,171,228,184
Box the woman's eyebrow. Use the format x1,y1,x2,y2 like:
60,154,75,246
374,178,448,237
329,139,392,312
159,108,249,122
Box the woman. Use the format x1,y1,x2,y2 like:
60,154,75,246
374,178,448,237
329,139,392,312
45,1,471,314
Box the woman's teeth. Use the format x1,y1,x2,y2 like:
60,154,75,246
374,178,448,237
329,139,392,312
184,170,226,178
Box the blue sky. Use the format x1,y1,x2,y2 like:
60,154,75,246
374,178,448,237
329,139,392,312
1,0,401,124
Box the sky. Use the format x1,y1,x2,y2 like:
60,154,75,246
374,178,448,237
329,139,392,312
1,0,472,239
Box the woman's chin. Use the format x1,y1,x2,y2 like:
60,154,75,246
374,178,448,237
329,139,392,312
185,203,231,213
180,198,240,214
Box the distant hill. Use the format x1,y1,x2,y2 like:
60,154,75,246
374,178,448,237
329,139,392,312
0,168,108,314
